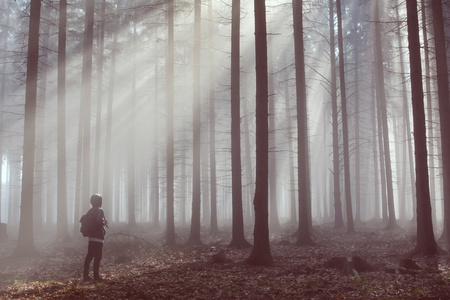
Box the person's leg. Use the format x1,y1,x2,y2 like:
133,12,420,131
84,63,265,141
83,242,95,280
93,242,104,280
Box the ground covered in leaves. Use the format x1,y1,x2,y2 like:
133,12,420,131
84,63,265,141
0,222,450,299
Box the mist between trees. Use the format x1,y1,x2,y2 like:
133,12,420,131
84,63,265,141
0,0,449,259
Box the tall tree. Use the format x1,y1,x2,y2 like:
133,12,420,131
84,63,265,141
56,0,70,241
293,0,313,245
103,2,120,226
246,0,272,266
14,0,41,257
208,0,219,234
188,0,202,245
229,0,251,249
165,0,176,247
405,0,439,255
352,11,361,224
329,0,344,228
268,32,281,232
34,5,50,232
374,1,397,229
128,9,137,226
336,0,354,233
93,0,106,192
0,4,9,224
431,0,450,246
151,27,160,228
421,0,436,224
396,0,417,222
81,0,95,214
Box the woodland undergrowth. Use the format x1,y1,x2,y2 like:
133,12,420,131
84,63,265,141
0,221,449,299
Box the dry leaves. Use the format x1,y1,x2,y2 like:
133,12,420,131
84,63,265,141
0,222,449,299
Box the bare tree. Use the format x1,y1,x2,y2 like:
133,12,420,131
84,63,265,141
431,0,450,246
229,0,251,249
336,0,354,233
165,0,176,247
208,0,219,234
14,0,41,257
246,0,272,266
56,0,70,241
188,0,202,246
405,0,439,256
373,1,397,229
293,0,314,245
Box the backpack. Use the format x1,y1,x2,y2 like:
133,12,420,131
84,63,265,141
79,209,98,237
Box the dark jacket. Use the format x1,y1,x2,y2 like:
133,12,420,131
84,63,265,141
87,207,106,239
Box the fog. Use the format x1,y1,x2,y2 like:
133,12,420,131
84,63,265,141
0,0,447,239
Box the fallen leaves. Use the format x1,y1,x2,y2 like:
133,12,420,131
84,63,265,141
0,222,449,299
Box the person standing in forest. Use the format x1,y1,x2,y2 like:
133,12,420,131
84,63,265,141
82,194,108,282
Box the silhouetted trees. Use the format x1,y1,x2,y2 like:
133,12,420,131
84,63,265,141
14,0,41,257
246,0,272,266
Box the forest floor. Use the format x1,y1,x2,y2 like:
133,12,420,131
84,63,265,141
0,221,449,299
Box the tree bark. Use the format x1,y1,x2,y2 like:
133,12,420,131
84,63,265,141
81,0,95,215
93,0,106,193
208,0,219,234
336,0,354,233
292,0,314,245
329,0,344,228
127,9,137,226
103,5,119,227
421,0,436,225
166,0,176,247
188,0,202,246
229,0,251,248
14,0,41,257
246,0,272,266
431,0,450,246
56,0,70,241
405,0,439,255
374,1,397,229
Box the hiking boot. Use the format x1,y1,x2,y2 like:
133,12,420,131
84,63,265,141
83,276,92,282
94,276,104,282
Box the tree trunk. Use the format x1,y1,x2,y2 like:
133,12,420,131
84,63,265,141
421,0,436,226
93,0,106,192
374,1,397,229
103,6,119,227
165,0,176,247
405,0,439,255
229,0,251,248
246,0,272,266
188,0,202,246
81,0,94,215
35,9,50,233
268,33,281,233
56,0,70,241
14,0,41,257
283,58,296,225
151,28,160,228
128,12,137,226
329,0,344,228
292,0,314,245
431,0,450,246
336,0,354,233
0,6,8,224
397,0,417,222
208,0,219,234
371,74,381,220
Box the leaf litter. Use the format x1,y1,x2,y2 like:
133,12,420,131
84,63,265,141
0,221,449,299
